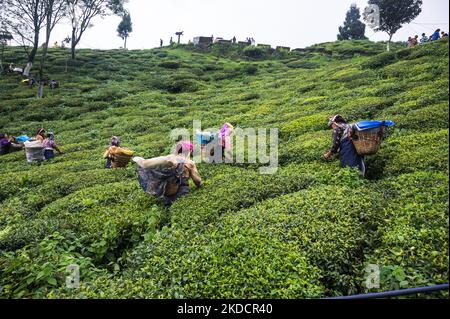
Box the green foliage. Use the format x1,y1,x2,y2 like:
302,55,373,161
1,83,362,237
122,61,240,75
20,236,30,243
0,232,106,298
0,38,448,299
364,0,423,40
243,46,265,59
362,51,398,69
158,61,180,69
286,60,321,69
338,4,367,41
364,172,448,295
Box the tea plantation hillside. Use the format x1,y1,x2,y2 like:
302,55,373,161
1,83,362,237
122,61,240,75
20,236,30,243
0,39,448,298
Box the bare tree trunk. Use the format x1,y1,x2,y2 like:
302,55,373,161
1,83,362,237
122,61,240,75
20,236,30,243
71,27,76,60
24,30,40,76
24,62,33,77
37,81,44,98
0,43,4,73
37,35,50,99
124,36,127,49
387,34,393,52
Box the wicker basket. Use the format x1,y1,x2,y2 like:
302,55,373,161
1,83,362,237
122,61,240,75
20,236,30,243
352,127,385,156
111,148,134,168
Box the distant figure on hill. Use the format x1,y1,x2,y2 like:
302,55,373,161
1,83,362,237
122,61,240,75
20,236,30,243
441,31,449,38
323,115,365,177
134,141,202,207
411,35,419,47
43,132,63,160
21,76,36,87
420,33,429,44
430,29,441,41
232,36,236,43
53,41,59,48
160,39,163,47
406,36,413,48
49,80,59,90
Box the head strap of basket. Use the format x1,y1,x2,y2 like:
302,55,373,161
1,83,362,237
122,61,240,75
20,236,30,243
328,115,347,128
37,128,46,136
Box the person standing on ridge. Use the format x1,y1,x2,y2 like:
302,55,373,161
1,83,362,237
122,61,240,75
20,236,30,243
430,29,441,41
420,33,429,44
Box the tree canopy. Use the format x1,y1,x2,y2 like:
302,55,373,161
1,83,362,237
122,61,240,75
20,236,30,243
117,12,132,49
338,4,367,41
66,0,127,59
363,0,423,50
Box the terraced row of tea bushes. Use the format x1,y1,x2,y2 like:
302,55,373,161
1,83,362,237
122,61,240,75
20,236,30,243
0,180,160,255
0,232,107,298
56,224,325,299
0,181,165,297
60,173,377,298
363,172,449,295
170,163,338,229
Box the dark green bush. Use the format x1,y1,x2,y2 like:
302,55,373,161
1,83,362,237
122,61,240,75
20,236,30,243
243,64,258,75
243,46,265,59
362,51,398,69
158,61,180,69
287,61,320,69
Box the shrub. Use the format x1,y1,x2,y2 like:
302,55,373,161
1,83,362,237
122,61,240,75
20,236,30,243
68,225,325,298
286,61,320,69
237,92,260,101
167,79,201,93
364,172,449,294
243,46,265,59
361,51,398,69
0,232,103,298
281,113,329,137
158,61,180,69
242,64,258,75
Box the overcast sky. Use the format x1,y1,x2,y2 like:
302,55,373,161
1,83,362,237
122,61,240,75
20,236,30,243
47,0,449,50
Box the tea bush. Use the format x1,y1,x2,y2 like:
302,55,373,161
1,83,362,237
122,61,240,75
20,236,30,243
0,39,448,298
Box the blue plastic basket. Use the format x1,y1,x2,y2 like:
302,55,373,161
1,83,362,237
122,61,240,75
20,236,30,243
355,120,394,131
196,132,215,145
16,135,30,143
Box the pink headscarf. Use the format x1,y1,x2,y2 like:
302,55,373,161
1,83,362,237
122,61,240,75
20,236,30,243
176,141,194,154
219,123,234,139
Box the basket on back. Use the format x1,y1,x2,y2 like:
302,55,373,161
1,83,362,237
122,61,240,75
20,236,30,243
24,140,45,163
351,121,394,156
110,147,134,168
